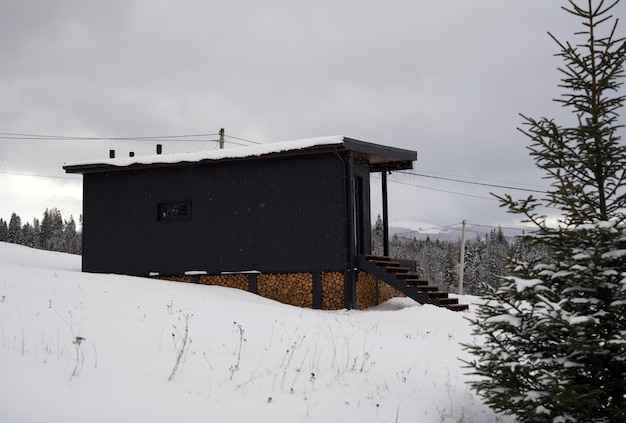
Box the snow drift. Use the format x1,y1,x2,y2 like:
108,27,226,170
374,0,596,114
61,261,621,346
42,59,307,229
0,242,510,422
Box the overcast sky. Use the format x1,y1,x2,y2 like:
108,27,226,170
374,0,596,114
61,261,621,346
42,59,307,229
1,0,625,230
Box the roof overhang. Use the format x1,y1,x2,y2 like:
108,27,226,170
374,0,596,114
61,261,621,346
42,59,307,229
63,135,417,174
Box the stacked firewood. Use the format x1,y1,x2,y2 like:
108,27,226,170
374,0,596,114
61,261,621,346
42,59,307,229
356,272,377,309
379,282,398,302
154,271,399,310
200,274,248,291
321,271,344,309
258,273,313,307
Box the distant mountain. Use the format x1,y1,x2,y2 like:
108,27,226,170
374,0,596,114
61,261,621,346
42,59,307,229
387,220,531,242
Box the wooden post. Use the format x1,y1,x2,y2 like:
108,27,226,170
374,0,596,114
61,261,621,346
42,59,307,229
458,220,466,295
312,272,322,309
248,273,258,294
219,128,225,149
345,152,356,309
381,169,389,257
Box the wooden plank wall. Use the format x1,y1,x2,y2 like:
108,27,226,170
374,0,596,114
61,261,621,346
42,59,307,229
82,153,349,277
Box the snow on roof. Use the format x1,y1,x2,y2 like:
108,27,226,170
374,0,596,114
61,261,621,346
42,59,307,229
64,135,346,168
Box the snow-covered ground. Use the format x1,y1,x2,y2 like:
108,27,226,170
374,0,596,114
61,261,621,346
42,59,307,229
0,242,511,423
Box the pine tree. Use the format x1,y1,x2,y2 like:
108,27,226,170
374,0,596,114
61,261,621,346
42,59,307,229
63,215,80,254
0,218,8,242
7,213,22,244
40,208,65,251
39,208,50,249
441,242,458,292
371,215,384,255
21,220,38,248
31,218,41,249
465,1,626,421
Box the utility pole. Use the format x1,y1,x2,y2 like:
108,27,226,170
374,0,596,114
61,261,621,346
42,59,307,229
458,219,466,295
219,128,225,149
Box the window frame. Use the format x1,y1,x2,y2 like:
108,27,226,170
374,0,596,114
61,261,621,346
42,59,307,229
156,200,192,222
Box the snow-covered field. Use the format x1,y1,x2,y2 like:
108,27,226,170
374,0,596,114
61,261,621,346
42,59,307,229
0,242,511,423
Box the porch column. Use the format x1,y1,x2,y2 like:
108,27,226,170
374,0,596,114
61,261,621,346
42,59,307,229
344,151,357,309
381,169,389,257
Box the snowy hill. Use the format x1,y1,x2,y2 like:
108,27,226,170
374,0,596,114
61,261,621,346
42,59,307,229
389,220,528,242
0,242,512,423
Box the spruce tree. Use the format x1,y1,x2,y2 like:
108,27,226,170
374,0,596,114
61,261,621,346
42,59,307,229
40,207,65,251
465,1,626,422
21,221,38,248
7,213,22,244
63,215,80,254
371,215,384,255
0,218,8,242
39,208,50,249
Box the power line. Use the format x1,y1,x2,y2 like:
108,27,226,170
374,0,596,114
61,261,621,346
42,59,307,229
0,170,81,180
399,170,547,194
0,131,263,148
224,134,262,145
0,131,263,182
465,222,534,232
0,132,221,141
372,173,498,200
223,138,259,147
411,168,547,189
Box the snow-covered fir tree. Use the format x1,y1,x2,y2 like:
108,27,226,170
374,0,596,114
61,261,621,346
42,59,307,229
371,215,384,256
20,219,39,248
63,215,81,254
8,213,22,244
0,218,8,242
40,207,65,251
371,226,517,295
1,209,81,255
465,1,626,421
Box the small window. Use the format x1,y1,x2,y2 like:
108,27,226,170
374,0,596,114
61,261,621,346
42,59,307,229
157,201,191,222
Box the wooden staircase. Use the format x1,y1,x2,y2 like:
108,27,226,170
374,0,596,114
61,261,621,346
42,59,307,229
356,254,469,312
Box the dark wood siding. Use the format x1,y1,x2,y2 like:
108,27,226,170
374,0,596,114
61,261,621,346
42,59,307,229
82,152,348,276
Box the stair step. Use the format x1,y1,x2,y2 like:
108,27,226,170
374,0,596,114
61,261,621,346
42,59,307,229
357,254,470,312
396,271,419,279
375,260,400,267
446,303,469,312
386,267,409,274
438,297,459,305
407,284,439,292
428,291,450,299
405,278,430,285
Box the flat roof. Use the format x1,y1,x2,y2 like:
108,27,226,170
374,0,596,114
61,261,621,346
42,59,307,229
63,135,417,174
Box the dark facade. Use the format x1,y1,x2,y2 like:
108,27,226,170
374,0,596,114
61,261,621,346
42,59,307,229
64,137,417,308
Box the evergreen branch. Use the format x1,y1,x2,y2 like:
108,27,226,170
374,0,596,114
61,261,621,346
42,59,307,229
469,2,626,420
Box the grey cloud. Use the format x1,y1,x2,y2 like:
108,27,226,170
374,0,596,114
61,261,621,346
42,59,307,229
1,0,624,226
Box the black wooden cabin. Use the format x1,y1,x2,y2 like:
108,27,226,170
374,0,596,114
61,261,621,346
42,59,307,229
64,136,467,311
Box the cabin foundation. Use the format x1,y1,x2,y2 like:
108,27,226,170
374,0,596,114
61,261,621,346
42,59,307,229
155,271,397,310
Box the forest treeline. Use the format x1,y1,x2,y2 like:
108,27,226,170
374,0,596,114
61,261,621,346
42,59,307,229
0,208,82,255
371,216,548,295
